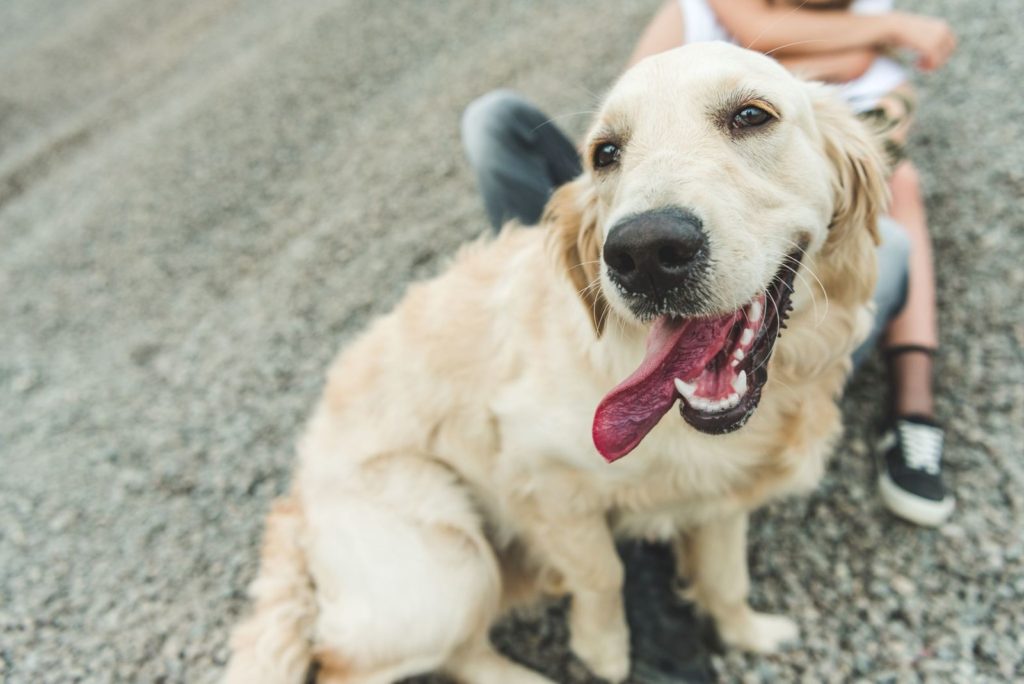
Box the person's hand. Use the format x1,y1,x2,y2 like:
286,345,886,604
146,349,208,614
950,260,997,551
888,13,957,71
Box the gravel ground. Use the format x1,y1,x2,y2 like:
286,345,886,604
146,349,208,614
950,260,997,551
1,1,1022,682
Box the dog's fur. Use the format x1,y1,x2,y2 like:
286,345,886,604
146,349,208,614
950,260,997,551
225,44,886,684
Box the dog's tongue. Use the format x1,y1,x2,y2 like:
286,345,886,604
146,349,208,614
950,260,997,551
593,314,735,462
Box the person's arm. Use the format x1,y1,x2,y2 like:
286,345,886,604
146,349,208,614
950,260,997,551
709,0,955,70
626,0,684,67
710,0,891,55
624,1,878,81
777,48,877,83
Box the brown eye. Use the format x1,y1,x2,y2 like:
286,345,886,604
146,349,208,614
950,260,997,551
593,142,621,169
731,105,773,129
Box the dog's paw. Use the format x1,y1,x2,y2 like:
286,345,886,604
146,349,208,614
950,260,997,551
719,611,799,654
569,626,630,683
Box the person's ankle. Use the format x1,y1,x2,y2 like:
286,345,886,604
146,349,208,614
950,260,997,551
893,406,936,422
886,345,937,421
893,412,941,427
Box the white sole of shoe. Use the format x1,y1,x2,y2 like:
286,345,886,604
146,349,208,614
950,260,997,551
878,472,955,527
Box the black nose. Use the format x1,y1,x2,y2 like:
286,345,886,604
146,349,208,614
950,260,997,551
603,207,707,296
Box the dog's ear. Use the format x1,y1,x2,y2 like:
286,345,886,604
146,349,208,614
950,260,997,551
544,177,609,336
812,85,890,305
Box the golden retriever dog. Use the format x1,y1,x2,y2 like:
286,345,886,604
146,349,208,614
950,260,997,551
224,42,886,684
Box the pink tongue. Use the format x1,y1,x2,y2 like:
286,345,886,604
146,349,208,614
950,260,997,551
592,314,736,462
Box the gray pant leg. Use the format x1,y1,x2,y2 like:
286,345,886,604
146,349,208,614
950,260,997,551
852,216,911,369
461,89,582,231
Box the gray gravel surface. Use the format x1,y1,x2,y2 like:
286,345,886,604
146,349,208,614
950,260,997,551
1,1,1022,682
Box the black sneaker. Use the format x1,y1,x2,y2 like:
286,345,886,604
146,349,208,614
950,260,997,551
619,541,716,683
875,416,955,527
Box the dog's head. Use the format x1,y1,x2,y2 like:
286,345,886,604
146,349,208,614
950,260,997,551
545,43,886,461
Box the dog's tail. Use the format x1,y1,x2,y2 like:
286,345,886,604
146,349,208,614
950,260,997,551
223,496,317,684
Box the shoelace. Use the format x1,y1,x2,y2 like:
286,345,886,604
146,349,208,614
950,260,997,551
898,422,944,475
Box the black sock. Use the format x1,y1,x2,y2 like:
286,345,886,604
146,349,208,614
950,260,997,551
885,345,937,421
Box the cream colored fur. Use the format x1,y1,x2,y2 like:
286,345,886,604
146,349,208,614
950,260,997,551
224,43,886,684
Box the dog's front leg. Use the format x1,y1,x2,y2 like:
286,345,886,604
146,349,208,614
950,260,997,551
526,515,629,683
679,512,799,653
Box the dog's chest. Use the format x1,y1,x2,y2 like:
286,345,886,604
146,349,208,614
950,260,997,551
491,364,779,493
488,352,835,527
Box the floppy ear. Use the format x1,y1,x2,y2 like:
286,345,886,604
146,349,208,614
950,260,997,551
543,176,609,336
811,85,890,307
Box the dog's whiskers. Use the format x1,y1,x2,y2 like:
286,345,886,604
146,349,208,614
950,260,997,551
745,0,813,51
768,240,831,326
568,259,603,273
753,243,826,328
748,292,784,377
531,109,600,134
577,276,603,298
764,38,831,57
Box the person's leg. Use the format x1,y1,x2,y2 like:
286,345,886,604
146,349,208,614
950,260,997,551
460,89,581,232
872,161,953,526
883,160,939,417
852,216,911,370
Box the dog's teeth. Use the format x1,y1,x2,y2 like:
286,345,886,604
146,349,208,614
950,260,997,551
733,349,745,361
749,300,763,322
740,328,754,346
677,377,745,413
706,393,741,413
674,378,697,398
731,370,748,396
730,359,739,368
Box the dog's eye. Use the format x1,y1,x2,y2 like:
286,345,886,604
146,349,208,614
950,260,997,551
731,105,774,129
593,143,621,169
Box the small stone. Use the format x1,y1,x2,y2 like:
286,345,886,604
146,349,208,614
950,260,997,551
891,575,915,597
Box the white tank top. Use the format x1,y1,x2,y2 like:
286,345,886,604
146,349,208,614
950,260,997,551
678,0,907,112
